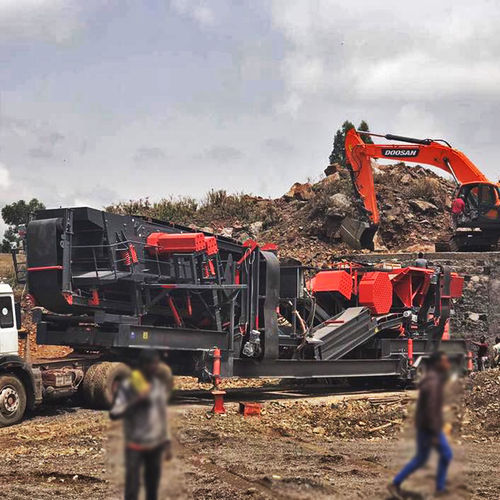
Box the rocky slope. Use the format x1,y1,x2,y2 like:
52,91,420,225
109,162,456,265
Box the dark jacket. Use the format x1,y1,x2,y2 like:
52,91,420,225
415,369,445,436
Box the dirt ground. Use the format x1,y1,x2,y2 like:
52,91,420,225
0,381,498,500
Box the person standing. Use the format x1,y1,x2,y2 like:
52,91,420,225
492,337,500,367
451,195,466,228
388,351,453,498
415,252,428,269
472,336,489,371
110,350,173,500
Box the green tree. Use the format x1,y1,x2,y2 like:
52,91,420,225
329,120,355,166
328,120,374,166
358,120,373,144
1,198,45,252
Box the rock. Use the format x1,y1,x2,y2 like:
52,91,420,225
312,426,325,434
220,227,233,238
330,192,351,209
284,182,314,201
469,312,480,322
320,172,340,184
373,232,388,252
324,163,340,176
249,221,264,236
401,173,412,185
405,243,435,253
408,199,438,213
327,193,352,218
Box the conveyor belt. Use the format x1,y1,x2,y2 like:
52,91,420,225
307,307,376,361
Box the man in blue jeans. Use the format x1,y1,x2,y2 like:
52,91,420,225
388,351,453,498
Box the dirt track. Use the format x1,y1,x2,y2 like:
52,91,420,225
0,386,498,500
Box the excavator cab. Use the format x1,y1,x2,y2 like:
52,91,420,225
456,182,500,228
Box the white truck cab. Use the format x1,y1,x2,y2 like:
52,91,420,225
0,284,19,356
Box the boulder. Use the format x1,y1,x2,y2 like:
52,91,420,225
324,163,341,176
249,221,264,236
326,193,352,218
409,199,438,213
284,182,314,201
401,173,412,185
319,172,340,185
468,312,480,322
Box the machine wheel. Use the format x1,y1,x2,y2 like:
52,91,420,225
93,362,131,410
81,362,110,408
0,374,27,427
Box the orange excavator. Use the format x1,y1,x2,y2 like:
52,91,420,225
342,129,500,251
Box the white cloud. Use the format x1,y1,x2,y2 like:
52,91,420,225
0,0,83,43
0,162,10,188
170,0,215,27
270,0,500,111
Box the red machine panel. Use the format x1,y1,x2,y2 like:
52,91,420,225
358,271,393,314
308,270,352,299
146,232,206,254
390,267,432,308
205,236,219,256
450,273,464,298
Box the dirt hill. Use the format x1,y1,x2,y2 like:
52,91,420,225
109,162,455,265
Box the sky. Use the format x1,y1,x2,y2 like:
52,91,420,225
1,0,500,217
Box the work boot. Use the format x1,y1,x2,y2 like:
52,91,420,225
387,482,404,499
434,490,450,497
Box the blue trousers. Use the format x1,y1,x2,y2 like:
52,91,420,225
393,429,453,492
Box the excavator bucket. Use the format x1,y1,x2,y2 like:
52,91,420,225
340,216,378,250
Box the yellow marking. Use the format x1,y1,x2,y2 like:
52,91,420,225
142,331,149,340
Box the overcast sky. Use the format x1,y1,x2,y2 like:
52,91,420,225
1,0,499,215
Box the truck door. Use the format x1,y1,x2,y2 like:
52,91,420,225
0,289,18,356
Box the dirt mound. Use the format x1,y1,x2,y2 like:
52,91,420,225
17,294,72,360
458,369,500,440
108,162,454,264
259,162,454,263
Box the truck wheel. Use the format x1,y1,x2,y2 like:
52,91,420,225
0,374,27,427
93,362,131,410
81,362,111,408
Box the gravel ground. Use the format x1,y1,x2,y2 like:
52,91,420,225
0,385,498,500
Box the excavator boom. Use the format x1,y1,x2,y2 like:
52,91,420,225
342,128,499,251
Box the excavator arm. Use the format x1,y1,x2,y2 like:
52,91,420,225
342,128,494,250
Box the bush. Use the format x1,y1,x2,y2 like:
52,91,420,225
200,190,256,220
107,190,259,227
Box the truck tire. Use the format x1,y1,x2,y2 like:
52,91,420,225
93,362,131,410
81,362,111,408
0,374,27,427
